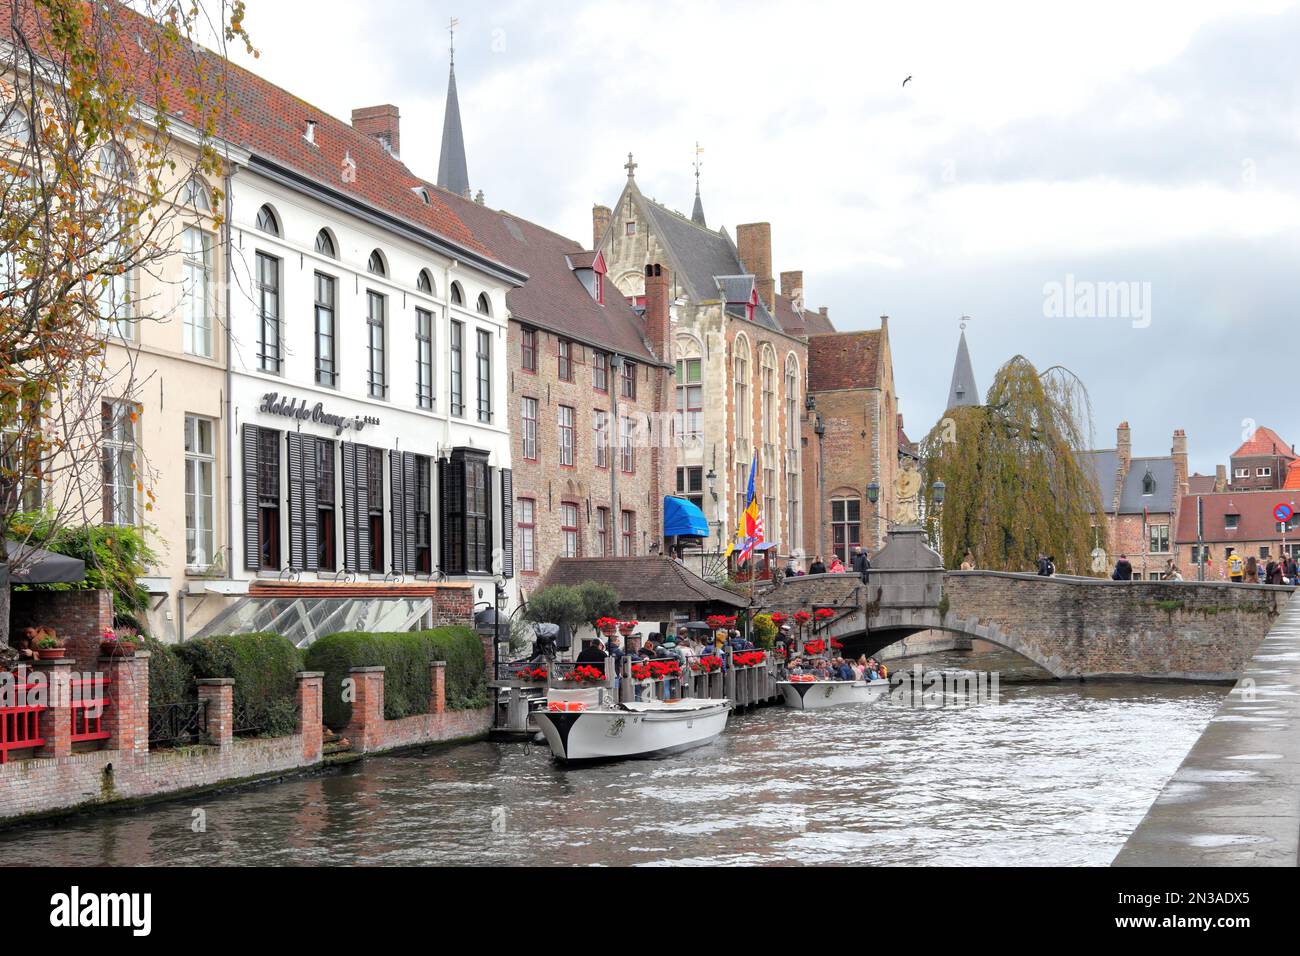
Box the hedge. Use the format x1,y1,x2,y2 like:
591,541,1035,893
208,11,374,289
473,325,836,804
304,627,486,730
139,634,193,709
173,632,303,737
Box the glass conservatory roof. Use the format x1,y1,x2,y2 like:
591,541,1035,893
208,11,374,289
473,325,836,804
191,595,433,648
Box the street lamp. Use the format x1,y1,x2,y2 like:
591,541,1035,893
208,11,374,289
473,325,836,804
932,480,946,506
706,467,717,501
931,480,947,559
866,481,880,550
866,481,879,504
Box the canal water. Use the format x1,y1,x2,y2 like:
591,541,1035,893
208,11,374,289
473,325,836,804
4,652,1223,867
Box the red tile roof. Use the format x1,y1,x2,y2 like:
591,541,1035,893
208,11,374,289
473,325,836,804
807,331,881,391
5,2,502,265
1285,462,1300,490
1230,426,1296,461
1174,491,1300,544
1187,473,1218,494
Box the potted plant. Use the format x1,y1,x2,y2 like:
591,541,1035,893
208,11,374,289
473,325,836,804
618,619,638,637
100,626,139,657
32,629,66,660
595,616,621,637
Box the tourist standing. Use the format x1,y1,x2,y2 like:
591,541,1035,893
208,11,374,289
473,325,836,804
1227,548,1245,583
1112,555,1134,581
808,555,827,575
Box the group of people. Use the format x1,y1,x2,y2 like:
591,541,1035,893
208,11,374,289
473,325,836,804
785,654,889,682
785,546,872,579
1224,548,1297,585
575,626,756,671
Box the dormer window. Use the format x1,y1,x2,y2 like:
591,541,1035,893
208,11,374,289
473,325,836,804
746,288,757,323
1225,513,1240,530
1142,470,1155,495
625,221,636,236
595,270,604,305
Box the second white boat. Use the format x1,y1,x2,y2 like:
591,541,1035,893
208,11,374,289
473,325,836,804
777,678,891,711
533,694,731,763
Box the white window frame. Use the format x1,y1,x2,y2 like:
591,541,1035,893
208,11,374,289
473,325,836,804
185,414,217,570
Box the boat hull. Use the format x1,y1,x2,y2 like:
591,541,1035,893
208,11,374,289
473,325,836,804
532,700,730,763
777,679,891,711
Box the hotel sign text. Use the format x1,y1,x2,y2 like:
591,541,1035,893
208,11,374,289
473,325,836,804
258,392,380,436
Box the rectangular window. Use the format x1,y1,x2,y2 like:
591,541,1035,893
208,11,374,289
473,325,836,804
182,227,212,357
466,456,490,573
517,498,536,572
367,290,386,399
786,366,800,446
521,328,537,372
621,510,635,556
315,272,336,387
625,221,636,236
621,360,637,399
676,466,704,510
256,252,281,373
592,351,608,391
675,358,702,443
257,427,280,569
476,329,492,423
184,415,215,568
1225,513,1240,530
1260,546,1271,559
620,415,635,473
450,320,464,417
558,339,573,382
414,455,432,574
1257,467,1272,477
415,307,433,408
561,502,580,558
831,497,862,563
522,397,538,461
1149,523,1170,554
558,405,575,466
101,401,136,526
1234,467,1249,478
596,506,610,556
367,446,384,573
316,439,336,571
594,410,609,468
1,406,43,514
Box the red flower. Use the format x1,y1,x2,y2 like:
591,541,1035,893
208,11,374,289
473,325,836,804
804,639,826,655
734,651,766,667
814,608,835,621
563,665,607,683
770,612,786,624
518,666,548,681
595,617,621,633
793,611,812,625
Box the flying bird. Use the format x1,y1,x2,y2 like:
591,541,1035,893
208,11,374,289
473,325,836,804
902,75,912,87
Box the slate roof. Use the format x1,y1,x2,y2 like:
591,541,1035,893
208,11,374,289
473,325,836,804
436,65,470,197
640,197,744,302
946,331,979,409
1174,492,1300,544
806,331,882,391
1230,426,1296,460
772,294,835,337
9,2,507,268
440,191,665,365
1083,450,1176,514
539,557,748,608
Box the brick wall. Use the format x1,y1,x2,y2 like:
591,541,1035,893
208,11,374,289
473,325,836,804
507,320,673,588
9,589,114,666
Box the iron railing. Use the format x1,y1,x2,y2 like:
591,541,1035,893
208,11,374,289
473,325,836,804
148,700,209,749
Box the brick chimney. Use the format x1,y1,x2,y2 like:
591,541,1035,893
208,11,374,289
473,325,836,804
592,204,612,250
1214,464,1227,493
780,270,804,307
351,105,400,157
1114,422,1131,513
736,222,774,311
643,263,671,361
1171,429,1189,497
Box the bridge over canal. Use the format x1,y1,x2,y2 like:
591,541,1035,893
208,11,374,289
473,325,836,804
764,527,1292,681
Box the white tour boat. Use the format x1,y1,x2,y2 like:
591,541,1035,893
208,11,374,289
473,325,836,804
777,678,892,711
532,688,731,763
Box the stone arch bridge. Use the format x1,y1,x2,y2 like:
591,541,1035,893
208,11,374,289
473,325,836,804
765,528,1292,681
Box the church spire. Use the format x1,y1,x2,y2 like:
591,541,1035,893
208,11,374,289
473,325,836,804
691,142,706,226
437,17,470,198
947,319,979,409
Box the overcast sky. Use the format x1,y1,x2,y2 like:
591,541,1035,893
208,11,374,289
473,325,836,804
230,0,1300,476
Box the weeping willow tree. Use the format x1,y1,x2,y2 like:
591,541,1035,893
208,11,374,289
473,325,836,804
919,355,1106,574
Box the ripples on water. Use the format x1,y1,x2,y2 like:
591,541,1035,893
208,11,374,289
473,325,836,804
2,657,1224,867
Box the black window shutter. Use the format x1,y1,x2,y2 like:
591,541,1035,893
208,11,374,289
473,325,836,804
355,443,371,572
303,436,320,573
286,432,305,570
485,465,495,575
500,467,514,578
438,457,450,574
242,424,261,571
403,452,418,574
390,449,405,576
342,440,358,572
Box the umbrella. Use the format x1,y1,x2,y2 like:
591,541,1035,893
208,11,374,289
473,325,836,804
1,540,86,586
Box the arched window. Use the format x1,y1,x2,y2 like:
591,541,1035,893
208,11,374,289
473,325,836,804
183,177,211,212
315,229,336,258
417,269,434,294
1,100,31,143
367,249,386,276
450,281,464,306
476,292,491,315
733,336,750,444
255,204,280,236
95,143,132,182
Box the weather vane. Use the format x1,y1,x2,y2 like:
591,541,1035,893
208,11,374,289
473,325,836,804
960,314,971,331
693,142,704,185
449,17,458,67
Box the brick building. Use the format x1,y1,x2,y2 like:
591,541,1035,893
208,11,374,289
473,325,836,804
800,325,901,560
441,191,674,589
1083,423,1190,579
1175,490,1300,580
596,159,821,563
1227,426,1296,492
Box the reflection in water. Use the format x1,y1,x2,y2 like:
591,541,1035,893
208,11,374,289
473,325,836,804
4,656,1222,867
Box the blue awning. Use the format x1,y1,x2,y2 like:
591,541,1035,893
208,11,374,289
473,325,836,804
664,496,710,537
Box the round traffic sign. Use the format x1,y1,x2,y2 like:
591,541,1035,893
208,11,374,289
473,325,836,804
1275,503,1293,523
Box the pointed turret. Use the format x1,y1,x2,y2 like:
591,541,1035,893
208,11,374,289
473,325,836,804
690,141,706,225
436,28,470,197
947,329,979,409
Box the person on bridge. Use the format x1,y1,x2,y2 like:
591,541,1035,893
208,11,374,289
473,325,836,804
1226,548,1244,583
851,546,871,582
1112,555,1134,581
960,550,975,570
577,637,608,665
828,555,846,573
808,555,827,575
